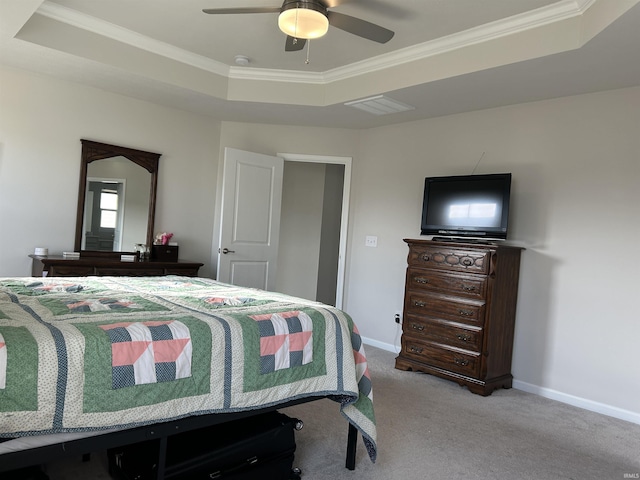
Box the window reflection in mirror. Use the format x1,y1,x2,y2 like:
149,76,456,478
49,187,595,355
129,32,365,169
82,156,151,252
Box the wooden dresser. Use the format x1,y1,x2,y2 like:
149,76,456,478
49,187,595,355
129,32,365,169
30,255,203,277
395,239,523,396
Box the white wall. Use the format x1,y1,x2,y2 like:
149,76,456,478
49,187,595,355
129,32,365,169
0,66,221,277
347,86,640,421
277,162,325,299
1,65,638,424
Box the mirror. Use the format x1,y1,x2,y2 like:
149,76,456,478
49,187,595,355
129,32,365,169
74,139,160,253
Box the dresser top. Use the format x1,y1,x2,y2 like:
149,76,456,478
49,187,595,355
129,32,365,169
29,254,203,268
403,238,524,251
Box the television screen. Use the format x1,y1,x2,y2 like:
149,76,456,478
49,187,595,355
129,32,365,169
421,173,512,239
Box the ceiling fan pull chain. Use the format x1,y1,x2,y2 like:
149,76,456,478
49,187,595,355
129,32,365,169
306,40,311,64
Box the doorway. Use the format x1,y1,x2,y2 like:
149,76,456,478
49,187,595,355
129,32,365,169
216,149,351,309
277,153,351,308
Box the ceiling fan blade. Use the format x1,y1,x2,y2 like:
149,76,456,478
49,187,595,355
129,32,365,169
327,11,394,43
323,0,351,7
202,7,281,15
285,36,307,52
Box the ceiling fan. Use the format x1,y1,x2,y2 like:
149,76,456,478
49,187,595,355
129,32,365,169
202,0,394,52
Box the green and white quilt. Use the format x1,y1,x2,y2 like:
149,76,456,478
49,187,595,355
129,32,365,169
0,276,376,461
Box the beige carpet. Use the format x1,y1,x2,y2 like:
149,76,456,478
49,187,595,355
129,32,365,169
43,345,640,479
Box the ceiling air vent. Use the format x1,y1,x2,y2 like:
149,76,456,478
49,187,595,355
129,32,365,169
344,95,414,115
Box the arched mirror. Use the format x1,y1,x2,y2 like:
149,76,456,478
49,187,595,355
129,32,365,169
74,139,160,253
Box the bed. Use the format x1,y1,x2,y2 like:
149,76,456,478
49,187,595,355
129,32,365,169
0,276,376,477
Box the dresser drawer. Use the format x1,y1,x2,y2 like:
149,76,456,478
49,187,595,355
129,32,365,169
95,267,165,276
401,339,480,377
406,293,485,325
48,265,95,276
406,268,487,300
408,245,490,274
404,315,483,352
397,240,523,395
164,266,200,277
31,255,203,278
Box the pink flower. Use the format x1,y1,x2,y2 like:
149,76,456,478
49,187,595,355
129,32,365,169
161,233,173,245
155,232,174,245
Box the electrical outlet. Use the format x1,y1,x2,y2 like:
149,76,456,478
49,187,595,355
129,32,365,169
365,235,378,247
394,313,401,324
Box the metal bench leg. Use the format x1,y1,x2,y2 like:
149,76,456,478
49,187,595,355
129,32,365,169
345,423,357,470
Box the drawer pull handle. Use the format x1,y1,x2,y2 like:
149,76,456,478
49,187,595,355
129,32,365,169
421,254,430,262
414,301,427,307
411,323,425,331
459,309,474,317
461,285,476,292
461,258,474,266
415,277,429,284
456,334,471,342
454,357,470,366
409,346,423,354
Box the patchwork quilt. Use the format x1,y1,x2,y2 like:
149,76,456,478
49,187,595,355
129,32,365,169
0,276,376,461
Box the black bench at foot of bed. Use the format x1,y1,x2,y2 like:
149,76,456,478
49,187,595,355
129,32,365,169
0,397,359,478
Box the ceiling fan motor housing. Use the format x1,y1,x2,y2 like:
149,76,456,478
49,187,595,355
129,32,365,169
202,1,394,46
279,0,329,39
280,0,328,15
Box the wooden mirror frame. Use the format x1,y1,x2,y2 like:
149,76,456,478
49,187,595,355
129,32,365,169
74,139,161,253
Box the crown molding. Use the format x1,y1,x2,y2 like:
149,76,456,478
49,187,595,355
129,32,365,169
323,0,591,83
228,65,326,84
575,0,598,12
36,0,602,87
215,0,592,85
37,0,230,77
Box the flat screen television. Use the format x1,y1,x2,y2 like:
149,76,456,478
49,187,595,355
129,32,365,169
420,173,512,240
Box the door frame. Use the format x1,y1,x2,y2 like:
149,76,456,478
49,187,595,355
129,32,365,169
278,153,352,310
85,177,126,251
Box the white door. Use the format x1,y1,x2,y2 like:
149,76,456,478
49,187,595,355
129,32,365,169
217,148,284,290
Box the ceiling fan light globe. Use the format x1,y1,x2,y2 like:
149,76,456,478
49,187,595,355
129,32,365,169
278,8,329,39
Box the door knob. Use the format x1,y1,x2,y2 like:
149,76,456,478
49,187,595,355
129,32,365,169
222,248,235,254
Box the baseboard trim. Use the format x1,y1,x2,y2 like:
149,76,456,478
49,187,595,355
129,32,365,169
362,336,640,426
362,336,400,355
512,380,640,425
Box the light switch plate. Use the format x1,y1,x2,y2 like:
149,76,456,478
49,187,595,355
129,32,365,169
365,235,378,247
